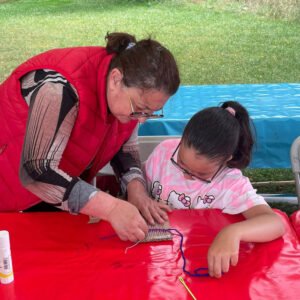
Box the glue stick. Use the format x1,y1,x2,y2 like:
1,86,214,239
0,230,14,284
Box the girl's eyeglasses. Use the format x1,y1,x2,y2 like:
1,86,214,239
170,143,224,183
129,97,164,120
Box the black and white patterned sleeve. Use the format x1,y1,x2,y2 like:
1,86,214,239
110,124,146,194
20,69,98,213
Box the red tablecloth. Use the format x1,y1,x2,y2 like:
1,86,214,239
290,210,300,239
0,209,299,300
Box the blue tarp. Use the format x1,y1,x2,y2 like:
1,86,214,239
139,83,300,168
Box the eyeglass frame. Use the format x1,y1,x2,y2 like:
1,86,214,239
170,142,225,183
129,96,164,120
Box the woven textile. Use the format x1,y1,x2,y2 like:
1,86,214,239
142,221,173,242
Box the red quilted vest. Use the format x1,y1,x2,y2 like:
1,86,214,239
0,47,137,211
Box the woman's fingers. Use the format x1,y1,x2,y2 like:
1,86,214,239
109,200,149,242
140,206,155,225
118,234,128,241
150,208,166,224
138,218,149,235
149,204,169,224
158,202,172,212
118,222,148,242
140,200,169,225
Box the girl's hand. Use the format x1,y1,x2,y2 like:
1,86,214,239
127,180,171,225
207,225,240,278
207,206,285,278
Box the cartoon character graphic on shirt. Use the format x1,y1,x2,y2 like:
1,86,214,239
150,181,216,209
151,181,163,202
167,190,192,209
197,194,215,207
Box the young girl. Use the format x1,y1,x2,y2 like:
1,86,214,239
144,101,285,278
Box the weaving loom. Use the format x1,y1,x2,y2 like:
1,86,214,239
89,216,172,242
142,222,173,242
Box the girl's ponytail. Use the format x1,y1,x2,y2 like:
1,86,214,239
221,101,255,169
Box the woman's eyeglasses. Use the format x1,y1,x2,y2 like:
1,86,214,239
129,97,164,120
170,143,224,183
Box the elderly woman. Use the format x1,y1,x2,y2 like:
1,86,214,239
0,32,180,242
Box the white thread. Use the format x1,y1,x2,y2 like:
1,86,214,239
125,239,142,254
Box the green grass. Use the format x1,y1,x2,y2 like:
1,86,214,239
210,0,300,21
0,0,300,84
245,167,294,180
243,168,298,215
0,0,299,214
243,167,294,191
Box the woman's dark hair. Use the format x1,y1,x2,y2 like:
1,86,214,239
105,32,180,95
182,101,255,169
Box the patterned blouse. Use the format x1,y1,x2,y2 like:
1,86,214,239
20,69,145,213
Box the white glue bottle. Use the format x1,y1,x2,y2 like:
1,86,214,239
0,230,14,284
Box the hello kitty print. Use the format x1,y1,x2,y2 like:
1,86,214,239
151,182,215,209
144,139,267,215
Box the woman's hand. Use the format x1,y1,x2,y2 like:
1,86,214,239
207,225,240,278
127,179,171,225
80,190,148,242
106,200,149,242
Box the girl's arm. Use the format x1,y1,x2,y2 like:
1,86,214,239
236,204,285,242
207,204,285,278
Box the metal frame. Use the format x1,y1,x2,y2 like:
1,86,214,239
290,136,300,208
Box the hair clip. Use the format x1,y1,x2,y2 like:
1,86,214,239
225,107,236,116
126,42,136,50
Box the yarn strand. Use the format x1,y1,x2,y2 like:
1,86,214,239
149,228,209,277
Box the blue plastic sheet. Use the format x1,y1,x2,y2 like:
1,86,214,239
139,83,300,168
